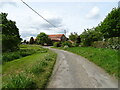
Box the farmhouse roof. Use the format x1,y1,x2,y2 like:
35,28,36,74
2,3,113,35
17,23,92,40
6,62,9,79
48,34,64,37
48,34,64,41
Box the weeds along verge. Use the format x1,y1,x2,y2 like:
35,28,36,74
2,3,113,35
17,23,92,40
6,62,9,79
2,47,48,63
2,50,57,88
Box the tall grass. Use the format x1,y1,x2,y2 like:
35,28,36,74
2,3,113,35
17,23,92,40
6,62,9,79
2,49,36,63
2,45,48,63
3,73,38,88
29,62,45,75
2,46,57,88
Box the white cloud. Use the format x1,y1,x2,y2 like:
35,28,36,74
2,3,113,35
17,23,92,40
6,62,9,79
86,6,100,19
1,1,116,40
16,10,64,41
0,0,17,7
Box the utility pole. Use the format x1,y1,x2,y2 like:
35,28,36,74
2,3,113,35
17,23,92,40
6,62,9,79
118,1,120,8
64,29,66,36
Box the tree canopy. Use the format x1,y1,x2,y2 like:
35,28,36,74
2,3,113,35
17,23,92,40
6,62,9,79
69,32,81,43
80,7,120,46
36,32,52,45
1,13,21,52
97,8,120,38
29,37,34,44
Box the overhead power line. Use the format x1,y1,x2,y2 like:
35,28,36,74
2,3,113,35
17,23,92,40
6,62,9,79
20,0,67,35
20,0,57,28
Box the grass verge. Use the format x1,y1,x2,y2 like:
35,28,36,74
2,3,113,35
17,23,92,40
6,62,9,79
2,45,57,88
53,47,119,79
2,44,48,63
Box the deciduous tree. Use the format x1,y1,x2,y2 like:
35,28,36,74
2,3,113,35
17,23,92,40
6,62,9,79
0,13,22,52
36,32,52,45
29,37,34,44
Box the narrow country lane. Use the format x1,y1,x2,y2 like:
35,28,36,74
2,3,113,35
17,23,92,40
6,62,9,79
46,47,118,88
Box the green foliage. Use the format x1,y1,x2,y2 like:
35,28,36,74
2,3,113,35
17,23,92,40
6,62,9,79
2,46,57,88
20,44,41,49
46,38,53,46
0,13,21,52
92,37,120,50
38,48,48,53
3,73,37,88
69,32,78,41
99,8,120,38
80,28,103,46
62,41,72,47
2,34,20,52
23,40,27,44
20,49,36,57
105,37,120,50
44,54,55,61
53,42,61,47
0,32,2,53
1,13,20,37
29,37,34,44
36,32,52,45
80,7,120,47
92,41,106,48
72,43,79,47
29,62,45,75
2,45,48,63
3,51,21,63
2,49,36,63
69,32,81,43
1,13,21,52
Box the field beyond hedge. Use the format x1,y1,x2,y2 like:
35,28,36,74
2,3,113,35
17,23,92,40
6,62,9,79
56,47,119,79
2,45,57,88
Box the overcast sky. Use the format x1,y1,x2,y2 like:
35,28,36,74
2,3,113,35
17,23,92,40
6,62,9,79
0,0,119,40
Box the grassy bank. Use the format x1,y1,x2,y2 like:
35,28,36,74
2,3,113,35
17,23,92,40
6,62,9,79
2,45,57,88
2,45,48,63
55,47,119,78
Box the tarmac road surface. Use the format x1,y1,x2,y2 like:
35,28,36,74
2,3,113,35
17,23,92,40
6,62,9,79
45,47,118,88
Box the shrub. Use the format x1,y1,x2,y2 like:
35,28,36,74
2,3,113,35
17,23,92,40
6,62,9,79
20,49,36,57
72,43,79,47
79,42,84,47
2,49,36,63
92,37,120,50
106,37,120,50
62,41,72,47
2,35,21,52
53,42,61,47
2,47,49,63
2,73,38,88
2,51,21,63
46,38,53,46
91,41,106,48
